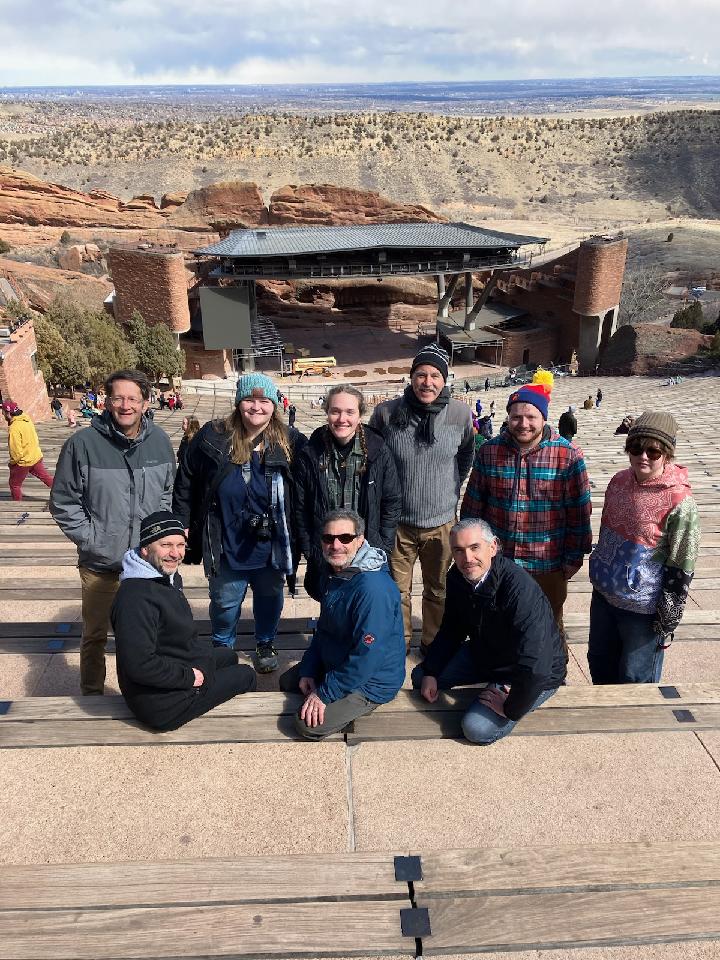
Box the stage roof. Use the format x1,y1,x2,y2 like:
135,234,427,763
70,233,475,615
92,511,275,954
195,222,547,258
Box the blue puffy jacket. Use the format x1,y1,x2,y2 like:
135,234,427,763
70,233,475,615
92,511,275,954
297,542,406,705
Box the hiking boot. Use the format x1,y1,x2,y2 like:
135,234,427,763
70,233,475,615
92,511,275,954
255,642,279,673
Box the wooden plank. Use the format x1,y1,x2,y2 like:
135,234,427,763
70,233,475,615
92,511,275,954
0,713,345,748
416,840,720,897
2,853,406,910
421,886,720,954
2,900,409,960
347,704,720,744
0,618,317,638
0,692,304,722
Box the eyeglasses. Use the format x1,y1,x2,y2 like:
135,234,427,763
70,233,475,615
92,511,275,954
107,397,144,407
627,443,664,460
321,533,358,545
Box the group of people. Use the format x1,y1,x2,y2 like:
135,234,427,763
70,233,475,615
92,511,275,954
44,349,699,744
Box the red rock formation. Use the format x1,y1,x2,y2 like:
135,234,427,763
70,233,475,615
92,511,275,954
0,256,112,312
0,167,167,230
167,181,267,229
602,324,712,374
269,184,445,226
160,192,188,209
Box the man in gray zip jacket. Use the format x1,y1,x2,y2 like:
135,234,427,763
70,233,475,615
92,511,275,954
50,369,176,695
369,344,474,653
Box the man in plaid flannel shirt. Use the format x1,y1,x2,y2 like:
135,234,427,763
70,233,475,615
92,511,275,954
460,385,592,638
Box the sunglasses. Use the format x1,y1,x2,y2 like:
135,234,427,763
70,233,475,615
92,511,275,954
321,533,358,545
627,443,664,461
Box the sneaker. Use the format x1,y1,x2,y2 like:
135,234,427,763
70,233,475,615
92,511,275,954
255,642,279,673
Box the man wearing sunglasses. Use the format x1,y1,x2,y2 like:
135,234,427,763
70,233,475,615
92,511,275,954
279,508,405,739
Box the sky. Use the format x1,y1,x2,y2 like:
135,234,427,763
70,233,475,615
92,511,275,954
1,0,719,86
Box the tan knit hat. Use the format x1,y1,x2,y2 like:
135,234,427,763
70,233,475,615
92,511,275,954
627,411,678,450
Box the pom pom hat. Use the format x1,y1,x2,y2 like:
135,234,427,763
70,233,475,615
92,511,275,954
235,373,278,407
506,369,554,421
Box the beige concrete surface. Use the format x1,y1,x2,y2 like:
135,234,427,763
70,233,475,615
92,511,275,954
350,733,720,852
29,652,121,697
0,654,51,697
696,732,720,766
0,742,348,864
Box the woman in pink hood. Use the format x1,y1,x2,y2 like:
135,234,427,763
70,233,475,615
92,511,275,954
588,411,699,684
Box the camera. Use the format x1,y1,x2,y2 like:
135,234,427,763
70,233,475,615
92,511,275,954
247,512,274,541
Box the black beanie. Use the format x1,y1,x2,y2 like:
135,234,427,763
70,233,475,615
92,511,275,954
139,511,186,549
410,343,450,381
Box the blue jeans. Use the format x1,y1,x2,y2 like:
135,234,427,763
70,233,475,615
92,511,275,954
588,589,664,684
411,644,558,745
209,558,285,648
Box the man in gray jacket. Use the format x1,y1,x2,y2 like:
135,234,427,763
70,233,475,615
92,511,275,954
50,369,176,694
369,344,474,653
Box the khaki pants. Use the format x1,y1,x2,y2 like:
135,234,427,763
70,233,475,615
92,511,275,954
531,569,569,658
390,520,454,650
79,566,120,695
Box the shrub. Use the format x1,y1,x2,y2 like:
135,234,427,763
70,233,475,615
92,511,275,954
0,239,11,254
670,301,704,330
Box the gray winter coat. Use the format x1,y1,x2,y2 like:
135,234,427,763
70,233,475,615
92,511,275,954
50,412,176,572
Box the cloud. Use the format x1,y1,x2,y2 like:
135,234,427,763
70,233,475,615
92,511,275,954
1,0,719,85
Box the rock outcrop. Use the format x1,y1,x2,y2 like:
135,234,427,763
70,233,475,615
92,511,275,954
160,192,188,209
0,167,167,230
0,256,113,312
602,324,711,374
57,243,104,271
166,181,267,229
269,184,445,226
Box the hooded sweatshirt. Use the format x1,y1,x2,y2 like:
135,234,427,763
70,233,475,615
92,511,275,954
589,463,700,634
111,549,216,729
8,413,43,466
297,541,406,705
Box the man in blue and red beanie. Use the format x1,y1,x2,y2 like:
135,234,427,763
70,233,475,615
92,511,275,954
460,379,592,641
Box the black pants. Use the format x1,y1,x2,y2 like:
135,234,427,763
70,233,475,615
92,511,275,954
166,647,257,730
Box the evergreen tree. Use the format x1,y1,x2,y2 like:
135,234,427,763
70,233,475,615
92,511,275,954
127,309,185,382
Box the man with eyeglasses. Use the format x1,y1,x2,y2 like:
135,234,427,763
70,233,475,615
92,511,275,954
50,369,176,695
279,508,405,739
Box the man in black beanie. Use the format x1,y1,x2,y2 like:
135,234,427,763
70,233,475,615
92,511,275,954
370,344,474,653
111,511,256,731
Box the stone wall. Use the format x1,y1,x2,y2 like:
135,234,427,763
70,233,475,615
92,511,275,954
108,247,191,333
181,337,232,380
573,237,628,316
0,320,51,422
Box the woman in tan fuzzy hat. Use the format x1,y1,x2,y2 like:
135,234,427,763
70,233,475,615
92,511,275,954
587,411,700,685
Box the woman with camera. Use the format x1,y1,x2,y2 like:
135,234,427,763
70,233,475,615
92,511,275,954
173,374,304,674
294,384,401,601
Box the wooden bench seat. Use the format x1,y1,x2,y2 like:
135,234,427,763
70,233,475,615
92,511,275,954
4,841,720,958
2,683,719,750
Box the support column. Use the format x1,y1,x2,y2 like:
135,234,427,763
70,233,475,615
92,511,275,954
465,272,474,321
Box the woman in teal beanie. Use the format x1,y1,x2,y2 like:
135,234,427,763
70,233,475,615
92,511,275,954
173,372,305,673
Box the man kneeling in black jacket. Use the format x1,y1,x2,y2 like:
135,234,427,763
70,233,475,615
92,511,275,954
411,518,566,744
111,511,256,731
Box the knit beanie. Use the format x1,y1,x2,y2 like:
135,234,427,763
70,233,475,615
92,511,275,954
627,411,677,451
235,373,278,406
410,343,450,382
139,511,186,549
506,386,549,420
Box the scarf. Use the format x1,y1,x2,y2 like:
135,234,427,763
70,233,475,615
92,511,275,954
389,384,450,446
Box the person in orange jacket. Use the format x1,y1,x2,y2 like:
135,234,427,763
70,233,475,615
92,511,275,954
2,401,54,501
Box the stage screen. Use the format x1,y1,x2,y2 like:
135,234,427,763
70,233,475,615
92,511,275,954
199,285,254,350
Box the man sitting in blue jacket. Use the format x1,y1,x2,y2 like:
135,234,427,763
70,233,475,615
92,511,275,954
279,508,405,739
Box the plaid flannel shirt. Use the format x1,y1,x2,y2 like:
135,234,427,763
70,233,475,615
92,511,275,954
460,426,592,575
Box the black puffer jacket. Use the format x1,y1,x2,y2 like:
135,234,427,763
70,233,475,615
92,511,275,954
111,567,215,730
294,425,401,596
422,554,566,720
172,419,305,580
